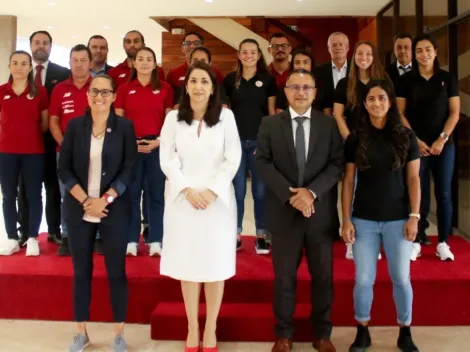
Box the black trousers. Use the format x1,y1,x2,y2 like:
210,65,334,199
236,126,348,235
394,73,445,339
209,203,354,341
68,220,128,322
271,218,334,340
18,133,61,236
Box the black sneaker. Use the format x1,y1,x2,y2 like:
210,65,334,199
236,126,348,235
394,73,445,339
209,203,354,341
255,237,270,255
236,238,242,251
57,237,71,256
48,233,62,245
94,239,104,255
397,326,419,352
349,324,371,352
18,234,29,247
143,226,149,244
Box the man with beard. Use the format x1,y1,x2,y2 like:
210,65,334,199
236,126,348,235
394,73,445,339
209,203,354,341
17,30,70,247
387,33,413,89
87,35,113,77
268,33,292,89
108,30,165,87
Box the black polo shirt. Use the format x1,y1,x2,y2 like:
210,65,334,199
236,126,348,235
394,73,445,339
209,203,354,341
396,69,459,145
223,71,277,140
345,127,420,221
333,78,368,131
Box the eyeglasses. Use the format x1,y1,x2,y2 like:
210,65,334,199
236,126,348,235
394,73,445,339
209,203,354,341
183,40,202,47
88,88,113,97
286,85,315,93
269,44,290,50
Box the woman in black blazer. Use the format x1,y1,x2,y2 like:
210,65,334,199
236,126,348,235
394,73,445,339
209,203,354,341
58,75,137,352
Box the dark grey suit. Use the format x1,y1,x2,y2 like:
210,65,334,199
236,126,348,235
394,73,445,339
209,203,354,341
256,108,344,340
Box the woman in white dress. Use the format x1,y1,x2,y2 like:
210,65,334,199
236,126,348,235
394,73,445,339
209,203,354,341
159,61,242,352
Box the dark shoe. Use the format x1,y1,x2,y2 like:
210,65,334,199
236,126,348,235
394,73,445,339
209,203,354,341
313,339,337,352
271,338,292,352
397,327,419,352
57,237,71,256
255,237,270,255
143,226,149,244
48,233,62,245
94,239,104,255
18,234,29,247
349,325,372,352
421,234,431,245
236,238,242,251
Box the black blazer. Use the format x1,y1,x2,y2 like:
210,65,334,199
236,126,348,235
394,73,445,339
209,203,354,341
314,61,351,110
104,63,114,74
58,112,137,226
256,109,344,237
45,62,70,96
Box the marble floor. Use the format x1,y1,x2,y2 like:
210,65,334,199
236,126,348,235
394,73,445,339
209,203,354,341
0,186,463,351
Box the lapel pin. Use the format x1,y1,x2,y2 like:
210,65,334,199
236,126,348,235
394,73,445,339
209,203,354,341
106,128,111,133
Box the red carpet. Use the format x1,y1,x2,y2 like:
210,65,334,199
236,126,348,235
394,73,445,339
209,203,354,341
0,234,469,341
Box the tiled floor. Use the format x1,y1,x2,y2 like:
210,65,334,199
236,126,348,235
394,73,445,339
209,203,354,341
0,185,461,351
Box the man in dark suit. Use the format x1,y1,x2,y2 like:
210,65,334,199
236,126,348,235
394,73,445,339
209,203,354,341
87,35,114,76
314,32,350,116
386,33,413,89
17,30,70,246
256,69,344,352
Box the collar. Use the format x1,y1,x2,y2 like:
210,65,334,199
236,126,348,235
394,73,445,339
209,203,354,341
33,60,49,70
128,78,152,88
397,61,412,69
65,75,92,88
289,106,312,120
269,62,289,75
332,61,347,71
90,63,106,74
119,59,131,69
5,81,31,96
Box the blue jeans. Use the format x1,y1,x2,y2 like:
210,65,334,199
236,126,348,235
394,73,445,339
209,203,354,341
128,149,165,243
419,142,455,243
232,140,265,235
352,218,413,326
0,153,44,239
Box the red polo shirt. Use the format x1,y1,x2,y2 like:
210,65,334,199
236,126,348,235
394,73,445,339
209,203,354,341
0,83,48,154
166,62,224,90
115,79,173,138
108,59,166,88
269,63,290,89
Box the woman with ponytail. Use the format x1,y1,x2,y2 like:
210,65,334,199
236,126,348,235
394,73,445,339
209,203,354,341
223,38,277,254
0,51,48,257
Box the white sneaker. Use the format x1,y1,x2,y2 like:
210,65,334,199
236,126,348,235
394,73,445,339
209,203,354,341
25,238,40,256
436,242,454,261
149,242,162,256
410,243,421,261
0,239,20,256
126,243,138,256
345,243,354,260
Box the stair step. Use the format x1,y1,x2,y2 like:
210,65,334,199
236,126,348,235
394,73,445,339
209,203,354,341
151,302,313,342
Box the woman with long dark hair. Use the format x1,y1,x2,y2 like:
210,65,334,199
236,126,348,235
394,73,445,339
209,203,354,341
223,38,277,254
115,47,173,257
341,80,420,352
160,61,241,352
396,34,460,262
59,75,137,351
0,51,48,257
333,40,390,260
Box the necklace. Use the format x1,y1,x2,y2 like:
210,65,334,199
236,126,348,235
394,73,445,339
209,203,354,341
92,128,107,139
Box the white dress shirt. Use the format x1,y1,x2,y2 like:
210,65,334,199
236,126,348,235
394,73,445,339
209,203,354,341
33,60,49,86
332,61,348,89
397,61,412,76
289,106,312,159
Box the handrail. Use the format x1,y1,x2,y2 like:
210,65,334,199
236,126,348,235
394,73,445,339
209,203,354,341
264,18,313,49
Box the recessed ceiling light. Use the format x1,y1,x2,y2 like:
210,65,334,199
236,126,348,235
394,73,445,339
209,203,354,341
205,0,214,3
72,35,77,39
104,25,110,30
120,34,125,38
46,1,56,5
47,25,53,29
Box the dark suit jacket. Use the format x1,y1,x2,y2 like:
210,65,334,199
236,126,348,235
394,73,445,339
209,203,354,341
104,63,114,74
45,62,70,96
256,109,344,237
386,62,401,90
314,61,351,110
58,112,137,226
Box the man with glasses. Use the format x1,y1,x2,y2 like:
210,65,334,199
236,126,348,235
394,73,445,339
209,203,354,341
256,69,343,352
268,32,292,89
108,30,165,87
166,31,224,94
49,44,94,256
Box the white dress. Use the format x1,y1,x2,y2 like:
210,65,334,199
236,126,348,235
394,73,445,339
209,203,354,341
159,108,242,282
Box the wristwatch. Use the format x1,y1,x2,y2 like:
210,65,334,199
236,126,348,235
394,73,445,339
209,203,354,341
439,132,449,142
103,192,115,205
409,213,420,220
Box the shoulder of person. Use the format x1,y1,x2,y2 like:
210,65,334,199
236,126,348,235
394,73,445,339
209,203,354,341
49,61,69,73
113,113,133,127
165,109,179,124
312,109,335,126
0,82,7,92
437,68,456,82
160,80,172,90
224,71,237,81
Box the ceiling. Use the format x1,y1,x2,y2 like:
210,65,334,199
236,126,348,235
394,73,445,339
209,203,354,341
6,0,392,66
